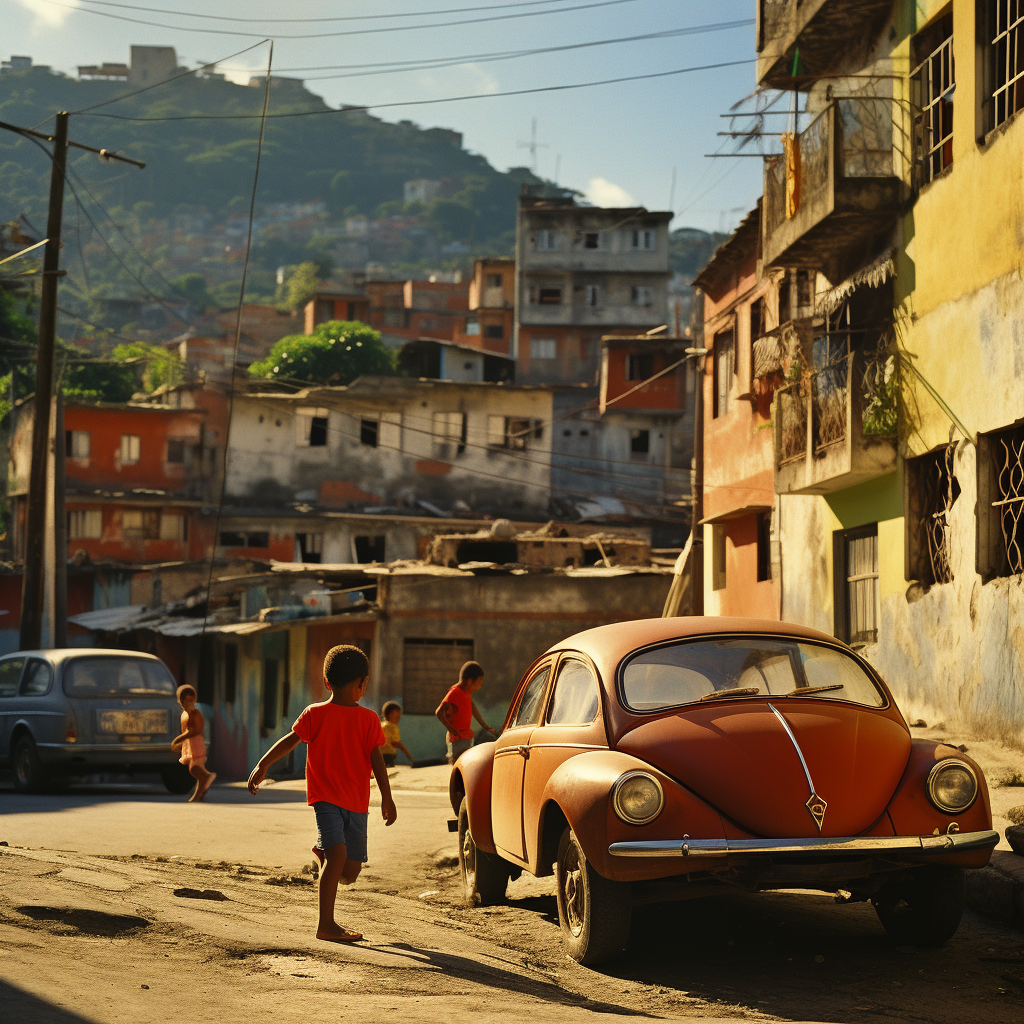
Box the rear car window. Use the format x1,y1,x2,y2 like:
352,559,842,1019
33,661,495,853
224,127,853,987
621,638,885,711
0,658,25,697
20,659,53,696
63,657,177,697
548,659,600,725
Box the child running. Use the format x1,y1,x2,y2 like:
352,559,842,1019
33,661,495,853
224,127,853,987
171,684,217,802
380,701,413,767
246,644,397,944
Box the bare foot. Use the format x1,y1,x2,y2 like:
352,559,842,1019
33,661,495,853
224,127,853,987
316,924,362,943
189,772,217,803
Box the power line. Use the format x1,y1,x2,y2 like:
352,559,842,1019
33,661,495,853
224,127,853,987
79,59,757,122
34,0,640,40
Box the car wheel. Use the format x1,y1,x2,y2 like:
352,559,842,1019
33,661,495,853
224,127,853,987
12,736,47,794
555,826,631,966
873,866,966,946
161,764,195,795
457,797,511,906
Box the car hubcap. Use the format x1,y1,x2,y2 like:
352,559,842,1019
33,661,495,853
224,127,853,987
561,842,585,937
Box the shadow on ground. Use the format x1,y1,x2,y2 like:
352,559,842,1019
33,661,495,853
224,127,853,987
0,980,101,1023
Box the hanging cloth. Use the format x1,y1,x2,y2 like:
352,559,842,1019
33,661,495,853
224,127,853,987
782,131,801,218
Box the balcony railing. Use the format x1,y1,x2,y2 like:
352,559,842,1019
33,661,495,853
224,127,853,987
773,349,897,495
757,0,895,90
762,97,904,280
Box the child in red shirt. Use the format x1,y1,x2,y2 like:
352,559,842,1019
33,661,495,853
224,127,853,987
247,645,397,943
435,660,493,764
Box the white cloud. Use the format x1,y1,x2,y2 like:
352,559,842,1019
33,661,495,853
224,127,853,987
16,0,80,29
585,177,637,208
460,62,499,95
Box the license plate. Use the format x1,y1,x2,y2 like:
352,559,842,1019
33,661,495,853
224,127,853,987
97,709,168,735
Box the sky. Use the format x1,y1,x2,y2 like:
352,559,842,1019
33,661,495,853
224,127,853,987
5,0,768,234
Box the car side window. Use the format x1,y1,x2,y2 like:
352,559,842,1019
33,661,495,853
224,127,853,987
509,667,550,728
0,658,25,697
547,658,600,725
19,659,53,697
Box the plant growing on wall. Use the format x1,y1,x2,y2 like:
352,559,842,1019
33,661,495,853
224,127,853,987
248,320,395,387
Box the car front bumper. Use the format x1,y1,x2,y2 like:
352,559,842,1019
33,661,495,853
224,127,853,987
608,830,1000,859
35,742,180,768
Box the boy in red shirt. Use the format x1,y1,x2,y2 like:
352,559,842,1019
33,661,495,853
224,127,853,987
247,645,397,943
435,660,493,764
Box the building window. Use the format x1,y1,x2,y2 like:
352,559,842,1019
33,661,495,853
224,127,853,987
402,637,474,715
488,416,542,449
166,438,187,463
978,423,1024,578
297,532,322,563
712,331,735,418
122,510,160,540
906,442,959,585
487,273,503,288
484,324,504,339
464,318,480,335
627,352,655,381
630,428,650,456
711,524,727,591
66,430,91,459
990,0,1024,129
631,286,654,307
530,337,557,360
538,288,562,305
120,434,140,465
68,509,102,540
159,513,186,542
749,297,766,342
584,232,601,249
354,535,386,563
360,417,378,447
536,229,559,250
912,15,954,184
834,525,879,645
584,284,600,307
296,407,329,447
631,229,655,250
756,511,772,582
433,411,466,452
220,530,269,548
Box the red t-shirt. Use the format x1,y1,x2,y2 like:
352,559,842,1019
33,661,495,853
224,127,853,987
292,702,386,812
441,683,474,741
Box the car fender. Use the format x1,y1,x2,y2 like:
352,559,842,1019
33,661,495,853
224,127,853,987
534,749,727,881
886,739,994,867
450,740,497,854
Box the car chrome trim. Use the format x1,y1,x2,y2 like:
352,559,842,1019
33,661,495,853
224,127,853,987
926,758,979,814
608,830,1000,858
767,702,828,833
525,743,607,750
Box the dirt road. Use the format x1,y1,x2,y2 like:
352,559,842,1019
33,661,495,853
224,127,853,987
0,765,1022,1024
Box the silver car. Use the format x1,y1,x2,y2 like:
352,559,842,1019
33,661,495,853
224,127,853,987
0,649,193,794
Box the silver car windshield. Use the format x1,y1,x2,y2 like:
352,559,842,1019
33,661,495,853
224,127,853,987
64,657,177,697
621,638,885,711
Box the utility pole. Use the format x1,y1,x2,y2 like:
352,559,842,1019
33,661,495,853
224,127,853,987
0,113,144,650
686,343,707,616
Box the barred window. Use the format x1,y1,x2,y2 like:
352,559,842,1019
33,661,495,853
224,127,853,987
906,442,959,585
912,16,954,184
991,0,1024,128
978,423,1024,578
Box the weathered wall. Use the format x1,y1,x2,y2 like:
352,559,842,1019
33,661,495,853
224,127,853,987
703,514,780,619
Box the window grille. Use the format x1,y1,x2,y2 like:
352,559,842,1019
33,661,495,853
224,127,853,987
906,441,959,586
912,29,954,184
993,0,1024,128
994,425,1024,574
925,443,958,584
812,356,849,450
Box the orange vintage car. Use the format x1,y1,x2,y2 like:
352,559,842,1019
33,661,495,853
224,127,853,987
449,618,998,965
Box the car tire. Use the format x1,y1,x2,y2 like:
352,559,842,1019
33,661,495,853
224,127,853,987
161,763,195,795
11,735,47,794
458,796,511,906
555,826,631,966
873,866,966,946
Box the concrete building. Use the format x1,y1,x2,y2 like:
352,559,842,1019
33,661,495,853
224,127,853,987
514,193,673,385
467,257,515,355
128,46,179,87
365,279,471,348
755,0,1024,748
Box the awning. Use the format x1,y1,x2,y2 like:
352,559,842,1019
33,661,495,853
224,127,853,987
818,248,896,315
68,605,147,632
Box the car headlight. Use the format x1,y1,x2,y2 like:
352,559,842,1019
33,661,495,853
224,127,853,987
926,758,978,814
612,771,664,825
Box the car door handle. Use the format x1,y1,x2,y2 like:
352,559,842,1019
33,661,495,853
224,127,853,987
517,744,530,759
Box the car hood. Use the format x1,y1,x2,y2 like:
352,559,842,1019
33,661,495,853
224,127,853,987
615,700,911,838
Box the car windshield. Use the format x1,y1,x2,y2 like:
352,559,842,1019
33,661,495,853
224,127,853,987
63,656,177,697
621,638,885,711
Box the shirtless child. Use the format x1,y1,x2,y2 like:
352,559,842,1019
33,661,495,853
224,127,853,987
247,645,397,943
171,684,217,802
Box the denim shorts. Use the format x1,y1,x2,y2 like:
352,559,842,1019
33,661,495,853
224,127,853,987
312,802,369,862
447,737,473,762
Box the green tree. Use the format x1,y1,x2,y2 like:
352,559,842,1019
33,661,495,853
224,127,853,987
248,320,394,386
171,273,211,310
110,341,183,393
285,261,321,310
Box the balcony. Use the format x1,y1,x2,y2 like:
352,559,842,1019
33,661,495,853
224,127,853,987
761,98,904,281
773,349,897,495
757,0,894,90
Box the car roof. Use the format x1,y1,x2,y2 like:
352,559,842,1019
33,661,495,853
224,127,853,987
1,648,164,664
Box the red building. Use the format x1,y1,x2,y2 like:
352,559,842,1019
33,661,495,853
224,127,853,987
365,278,470,344
693,208,780,619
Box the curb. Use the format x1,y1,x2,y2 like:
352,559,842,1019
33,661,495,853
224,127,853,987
966,850,1024,926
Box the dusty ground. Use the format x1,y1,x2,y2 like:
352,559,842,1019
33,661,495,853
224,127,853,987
0,730,1022,1024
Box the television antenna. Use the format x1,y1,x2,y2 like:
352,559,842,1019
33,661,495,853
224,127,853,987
517,117,548,174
